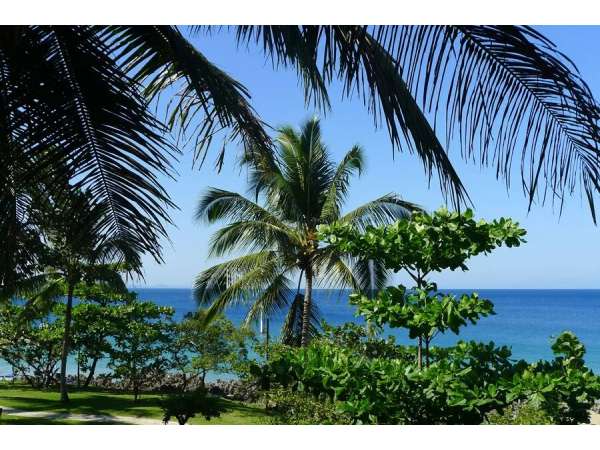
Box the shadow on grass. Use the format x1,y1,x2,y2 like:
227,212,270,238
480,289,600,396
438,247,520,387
0,384,161,419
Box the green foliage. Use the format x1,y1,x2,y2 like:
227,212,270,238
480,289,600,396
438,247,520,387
319,208,527,274
500,332,600,424
0,304,63,388
320,208,526,367
485,401,554,425
107,294,174,401
254,329,600,424
267,387,352,424
351,286,495,341
61,292,131,385
194,117,419,345
170,310,256,388
319,322,414,361
160,388,223,425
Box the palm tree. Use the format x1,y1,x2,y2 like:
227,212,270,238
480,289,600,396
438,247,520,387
3,26,600,295
23,187,131,402
194,117,420,346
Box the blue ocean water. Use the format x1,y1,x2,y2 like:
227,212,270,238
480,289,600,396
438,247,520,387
2,288,600,376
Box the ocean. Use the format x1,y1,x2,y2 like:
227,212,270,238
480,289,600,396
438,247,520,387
2,288,600,377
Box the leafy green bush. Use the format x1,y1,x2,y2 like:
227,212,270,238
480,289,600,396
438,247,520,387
485,401,554,425
253,330,600,424
160,388,223,424
267,388,352,424
319,322,415,362
252,211,600,425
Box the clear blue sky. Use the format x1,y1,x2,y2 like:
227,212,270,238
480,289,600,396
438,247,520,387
136,26,600,289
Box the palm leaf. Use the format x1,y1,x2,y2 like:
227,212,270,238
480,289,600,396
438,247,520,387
0,26,177,266
236,25,600,218
194,251,281,304
320,144,364,223
243,271,295,326
207,221,299,258
107,25,272,168
340,193,422,231
280,292,321,346
235,26,469,207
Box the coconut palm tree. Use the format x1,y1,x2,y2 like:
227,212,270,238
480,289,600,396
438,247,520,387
3,26,600,296
194,117,420,346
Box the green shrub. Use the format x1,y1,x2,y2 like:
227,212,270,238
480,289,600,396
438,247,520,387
253,329,600,425
267,388,352,424
160,388,223,424
485,401,554,425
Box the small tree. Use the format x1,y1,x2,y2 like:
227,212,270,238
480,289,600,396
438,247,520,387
160,388,223,425
0,304,63,388
172,310,255,389
319,208,526,368
70,283,130,386
108,294,174,401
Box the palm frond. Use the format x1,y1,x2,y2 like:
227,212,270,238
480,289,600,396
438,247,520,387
234,26,331,111
243,271,295,326
320,144,364,223
376,25,600,218
196,188,285,225
313,248,389,293
236,25,600,218
340,193,421,231
83,264,127,294
351,257,390,294
108,25,272,168
280,292,321,346
23,276,64,315
0,26,178,264
207,220,299,257
235,26,470,207
273,118,335,224
194,251,280,304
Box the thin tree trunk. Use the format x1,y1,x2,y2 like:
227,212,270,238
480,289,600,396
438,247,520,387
59,282,74,402
425,337,430,368
300,265,313,347
181,373,188,392
417,336,423,370
84,357,98,387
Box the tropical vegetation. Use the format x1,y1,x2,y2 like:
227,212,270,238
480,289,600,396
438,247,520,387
194,117,418,345
251,210,600,424
5,26,600,302
3,25,600,426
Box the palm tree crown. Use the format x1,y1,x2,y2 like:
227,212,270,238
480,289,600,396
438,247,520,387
194,117,420,345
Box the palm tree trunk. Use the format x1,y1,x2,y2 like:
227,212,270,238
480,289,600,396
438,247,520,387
59,282,74,402
300,265,313,347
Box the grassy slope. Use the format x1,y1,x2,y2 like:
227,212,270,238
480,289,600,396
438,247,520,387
0,383,271,425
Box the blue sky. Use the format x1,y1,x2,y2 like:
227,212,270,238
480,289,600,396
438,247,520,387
136,26,600,289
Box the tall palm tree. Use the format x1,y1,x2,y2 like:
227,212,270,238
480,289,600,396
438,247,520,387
3,26,600,295
194,117,420,346
23,187,131,402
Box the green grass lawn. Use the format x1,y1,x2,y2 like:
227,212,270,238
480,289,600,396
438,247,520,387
0,382,272,425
